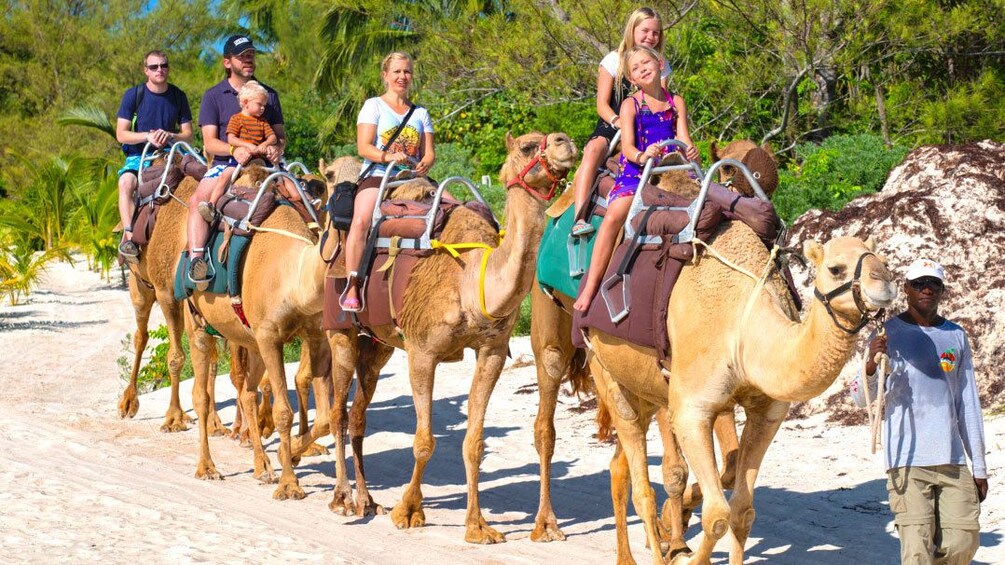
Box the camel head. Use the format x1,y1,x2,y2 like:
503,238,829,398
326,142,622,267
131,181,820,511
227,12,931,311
710,140,779,198
804,236,897,332
319,156,363,199
500,131,578,201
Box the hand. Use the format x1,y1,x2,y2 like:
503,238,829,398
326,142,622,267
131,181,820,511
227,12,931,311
866,334,888,375
385,151,410,166
642,144,662,162
264,145,281,164
147,129,170,148
233,146,253,165
685,144,700,162
975,477,989,502
415,156,434,176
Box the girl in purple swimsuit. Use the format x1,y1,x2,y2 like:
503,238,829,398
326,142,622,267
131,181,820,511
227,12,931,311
573,45,698,313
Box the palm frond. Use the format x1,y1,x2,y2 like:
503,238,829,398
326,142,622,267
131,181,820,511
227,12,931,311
57,105,116,140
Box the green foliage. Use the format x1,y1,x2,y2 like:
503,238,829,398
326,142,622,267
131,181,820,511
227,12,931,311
127,325,305,392
512,295,532,336
773,134,910,222
0,240,70,305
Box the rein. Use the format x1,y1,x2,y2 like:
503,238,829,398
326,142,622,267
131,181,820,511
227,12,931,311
813,252,885,334
505,136,567,200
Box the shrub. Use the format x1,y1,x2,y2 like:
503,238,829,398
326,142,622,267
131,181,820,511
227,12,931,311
773,134,910,222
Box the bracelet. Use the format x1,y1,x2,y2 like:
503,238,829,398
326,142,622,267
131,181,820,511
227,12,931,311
610,115,619,126
229,145,235,155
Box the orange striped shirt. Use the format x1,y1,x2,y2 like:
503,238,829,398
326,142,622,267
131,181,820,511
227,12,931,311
226,113,275,146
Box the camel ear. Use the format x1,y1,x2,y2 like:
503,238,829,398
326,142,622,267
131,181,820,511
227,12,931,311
863,236,876,252
319,158,327,174
761,142,773,154
710,140,720,162
803,240,825,267
505,131,516,152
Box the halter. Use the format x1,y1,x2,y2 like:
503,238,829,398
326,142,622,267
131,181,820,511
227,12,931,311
813,252,886,334
504,136,567,200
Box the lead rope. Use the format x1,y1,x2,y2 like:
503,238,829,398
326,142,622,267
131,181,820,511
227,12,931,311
863,324,889,454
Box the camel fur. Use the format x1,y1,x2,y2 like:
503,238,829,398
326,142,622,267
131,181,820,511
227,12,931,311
325,131,578,544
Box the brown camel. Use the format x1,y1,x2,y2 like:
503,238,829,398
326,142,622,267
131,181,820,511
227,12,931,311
586,223,896,564
184,168,340,498
117,176,228,435
325,131,578,544
527,139,774,550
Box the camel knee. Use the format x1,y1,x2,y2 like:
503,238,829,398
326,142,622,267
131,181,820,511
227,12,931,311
663,463,688,497
462,433,485,462
272,406,293,432
730,507,756,538
413,431,435,462
701,502,731,540
533,422,556,457
347,409,367,438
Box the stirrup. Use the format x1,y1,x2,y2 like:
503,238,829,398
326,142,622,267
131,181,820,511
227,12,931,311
338,271,364,313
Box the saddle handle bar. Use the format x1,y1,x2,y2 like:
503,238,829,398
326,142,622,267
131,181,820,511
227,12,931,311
624,139,703,239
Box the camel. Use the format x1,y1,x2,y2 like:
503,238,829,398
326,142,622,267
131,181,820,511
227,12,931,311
325,131,578,544
527,139,773,550
585,216,897,564
117,175,228,435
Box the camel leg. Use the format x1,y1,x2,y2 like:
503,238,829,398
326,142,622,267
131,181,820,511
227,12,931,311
681,408,740,520
119,277,154,419
327,329,359,515
461,344,507,544
293,341,329,458
670,406,730,565
227,345,251,446
610,440,636,565
592,360,664,565
204,341,228,437
159,297,192,432
390,349,438,531
258,379,275,438
655,407,691,559
727,399,788,565
347,336,394,516
242,353,276,483
187,317,221,480
529,284,574,542
257,329,302,500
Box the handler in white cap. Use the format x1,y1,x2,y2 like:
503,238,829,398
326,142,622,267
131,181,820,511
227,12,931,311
850,258,988,564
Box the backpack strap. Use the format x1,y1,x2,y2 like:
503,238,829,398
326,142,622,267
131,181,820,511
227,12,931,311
130,84,145,131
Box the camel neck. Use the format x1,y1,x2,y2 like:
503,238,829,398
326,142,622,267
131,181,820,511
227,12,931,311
479,188,547,318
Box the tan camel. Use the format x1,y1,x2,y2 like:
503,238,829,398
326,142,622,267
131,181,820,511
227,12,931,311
587,224,897,564
117,177,228,435
184,168,341,499
325,131,577,544
527,139,773,549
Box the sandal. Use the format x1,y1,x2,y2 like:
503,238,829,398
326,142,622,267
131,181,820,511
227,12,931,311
197,201,218,224
339,296,362,313
189,255,211,283
571,220,595,237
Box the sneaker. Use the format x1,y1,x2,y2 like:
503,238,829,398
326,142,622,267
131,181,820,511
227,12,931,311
118,240,140,258
189,255,210,282
571,220,595,237
197,201,218,224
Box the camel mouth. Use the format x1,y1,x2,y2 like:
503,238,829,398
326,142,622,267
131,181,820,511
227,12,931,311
861,283,898,310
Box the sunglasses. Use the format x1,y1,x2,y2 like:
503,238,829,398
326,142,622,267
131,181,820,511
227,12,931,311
909,278,944,292
146,63,170,71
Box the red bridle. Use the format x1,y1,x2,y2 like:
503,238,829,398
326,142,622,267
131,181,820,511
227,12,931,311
504,136,568,200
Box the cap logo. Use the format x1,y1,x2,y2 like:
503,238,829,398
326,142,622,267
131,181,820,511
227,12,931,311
234,37,249,45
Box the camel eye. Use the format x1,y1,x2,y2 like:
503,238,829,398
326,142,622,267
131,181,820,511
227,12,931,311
828,265,844,277
521,143,537,155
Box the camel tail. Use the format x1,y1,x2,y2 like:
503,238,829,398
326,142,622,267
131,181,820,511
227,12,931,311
567,347,592,398
596,391,615,442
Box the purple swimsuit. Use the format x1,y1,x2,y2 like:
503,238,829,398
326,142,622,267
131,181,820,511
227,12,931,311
609,91,678,202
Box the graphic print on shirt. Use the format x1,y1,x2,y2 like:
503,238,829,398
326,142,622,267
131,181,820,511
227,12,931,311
939,348,957,373
380,125,420,160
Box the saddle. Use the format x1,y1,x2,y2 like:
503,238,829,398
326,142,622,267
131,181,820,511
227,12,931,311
323,180,498,333
129,153,207,246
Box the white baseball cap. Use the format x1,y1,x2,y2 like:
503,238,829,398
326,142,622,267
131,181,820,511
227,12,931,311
904,258,945,282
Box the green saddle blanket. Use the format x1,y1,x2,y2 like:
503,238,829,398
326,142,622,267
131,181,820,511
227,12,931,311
174,232,252,300
536,206,603,299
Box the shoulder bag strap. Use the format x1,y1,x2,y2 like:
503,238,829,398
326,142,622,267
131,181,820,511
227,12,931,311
356,104,417,182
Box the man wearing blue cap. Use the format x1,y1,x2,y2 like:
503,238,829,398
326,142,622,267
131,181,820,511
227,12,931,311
185,34,286,282
850,258,988,564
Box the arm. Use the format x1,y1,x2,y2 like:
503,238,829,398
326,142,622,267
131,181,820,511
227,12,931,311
356,123,408,166
265,123,285,163
618,97,643,164
115,118,154,146
173,122,194,144
673,94,700,162
849,331,883,407
415,131,435,175
595,65,620,128
956,335,988,484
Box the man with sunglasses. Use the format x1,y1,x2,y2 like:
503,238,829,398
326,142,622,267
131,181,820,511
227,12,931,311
185,34,286,283
850,258,988,564
115,50,194,261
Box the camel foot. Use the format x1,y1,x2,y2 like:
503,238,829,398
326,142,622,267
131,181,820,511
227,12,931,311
160,408,191,433
194,460,223,481
228,426,251,447
390,502,425,529
299,441,329,458
258,410,275,439
615,555,637,565
329,485,356,516
206,411,228,437
118,388,139,419
464,517,506,544
272,479,305,501
356,494,385,517
668,548,696,565
530,516,566,542
253,456,276,484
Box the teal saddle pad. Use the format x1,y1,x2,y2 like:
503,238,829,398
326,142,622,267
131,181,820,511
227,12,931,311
174,233,251,300
536,205,603,299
